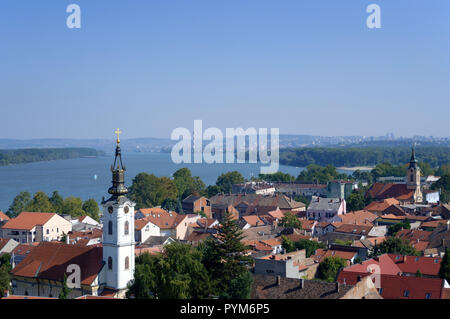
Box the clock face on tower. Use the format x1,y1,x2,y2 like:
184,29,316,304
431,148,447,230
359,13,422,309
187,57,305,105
108,206,114,214
124,206,129,214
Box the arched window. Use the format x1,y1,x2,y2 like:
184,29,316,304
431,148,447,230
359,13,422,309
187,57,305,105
108,257,113,270
108,221,113,235
124,221,129,235
125,256,130,270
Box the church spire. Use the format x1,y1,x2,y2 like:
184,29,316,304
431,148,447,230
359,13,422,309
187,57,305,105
409,143,418,169
108,128,128,197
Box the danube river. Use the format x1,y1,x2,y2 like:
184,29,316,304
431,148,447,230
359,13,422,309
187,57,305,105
0,152,354,212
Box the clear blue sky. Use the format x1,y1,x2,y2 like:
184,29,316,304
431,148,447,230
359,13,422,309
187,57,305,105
0,0,449,139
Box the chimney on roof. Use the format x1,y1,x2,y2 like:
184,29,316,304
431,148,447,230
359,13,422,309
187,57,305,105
276,276,281,286
403,255,407,263
66,234,70,245
299,279,304,289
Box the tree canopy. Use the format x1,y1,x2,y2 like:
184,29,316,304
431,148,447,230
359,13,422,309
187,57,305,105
127,242,212,299
129,173,178,209
216,171,245,193
317,256,347,283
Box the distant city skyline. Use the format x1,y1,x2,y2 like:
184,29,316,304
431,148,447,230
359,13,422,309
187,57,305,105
0,0,449,139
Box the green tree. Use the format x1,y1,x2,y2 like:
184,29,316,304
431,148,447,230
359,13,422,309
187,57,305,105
25,191,54,212
6,191,32,218
218,270,253,299
388,220,411,236
161,198,184,214
297,164,347,183
438,249,450,283
256,172,295,183
346,190,366,211
372,237,419,257
206,185,222,198
317,256,347,282
62,196,85,217
281,235,296,253
50,191,64,213
59,274,72,299
129,173,178,209
415,269,422,277
216,171,245,194
82,199,100,221
173,168,206,199
279,211,302,229
127,243,212,299
281,236,325,257
201,211,252,296
293,195,310,207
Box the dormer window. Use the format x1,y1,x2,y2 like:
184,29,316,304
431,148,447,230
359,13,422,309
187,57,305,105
403,290,409,297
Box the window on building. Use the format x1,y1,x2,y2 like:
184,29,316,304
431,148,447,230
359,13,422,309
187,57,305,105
125,256,130,270
46,229,49,234
410,175,414,182
108,257,113,270
403,290,409,297
124,221,129,235
425,293,432,299
108,221,113,235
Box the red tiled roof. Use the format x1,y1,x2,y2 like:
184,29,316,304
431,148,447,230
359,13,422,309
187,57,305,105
139,209,185,229
135,218,151,231
339,210,378,225
260,238,282,247
340,254,402,276
242,240,273,251
311,249,356,263
11,243,36,256
0,238,11,251
11,241,103,285
365,198,399,212
387,254,441,276
396,229,432,243
0,211,10,221
368,183,414,201
334,224,373,235
242,215,265,227
338,272,446,299
1,212,56,230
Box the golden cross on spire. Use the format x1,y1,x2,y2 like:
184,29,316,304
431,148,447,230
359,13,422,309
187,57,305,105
115,128,122,144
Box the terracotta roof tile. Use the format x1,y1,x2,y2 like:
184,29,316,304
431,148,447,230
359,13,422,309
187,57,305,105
1,212,56,230
11,241,103,285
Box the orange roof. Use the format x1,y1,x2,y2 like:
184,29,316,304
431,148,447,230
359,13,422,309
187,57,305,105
365,198,399,212
311,249,356,263
1,212,56,230
379,214,406,220
260,250,304,260
140,209,185,229
260,238,282,247
135,218,151,231
268,210,285,219
368,183,414,201
300,219,316,230
138,207,167,216
339,210,378,225
11,242,103,285
242,215,265,227
421,220,449,229
0,211,10,221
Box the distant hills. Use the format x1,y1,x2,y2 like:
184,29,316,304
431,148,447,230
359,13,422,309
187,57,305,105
0,135,449,155
0,148,105,166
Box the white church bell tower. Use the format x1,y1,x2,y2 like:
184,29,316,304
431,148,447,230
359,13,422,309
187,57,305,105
102,129,135,295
